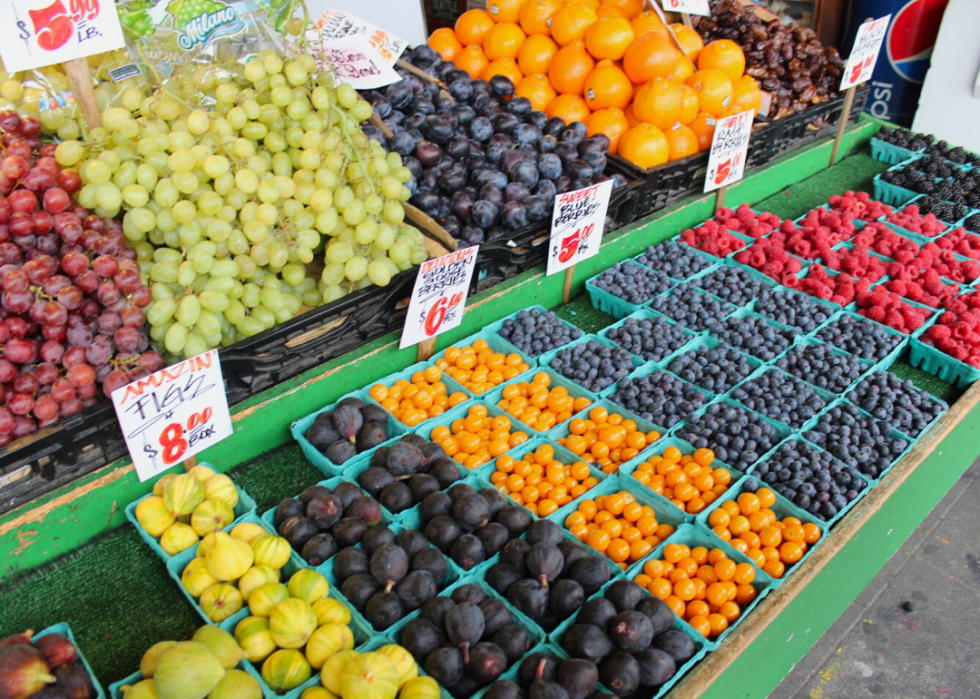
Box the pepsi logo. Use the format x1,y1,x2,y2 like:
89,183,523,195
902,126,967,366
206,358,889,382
886,0,949,83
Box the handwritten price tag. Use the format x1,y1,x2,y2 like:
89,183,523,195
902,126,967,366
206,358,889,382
704,110,754,193
312,35,402,90
311,8,407,66
111,349,234,482
840,15,891,90
0,0,126,73
400,247,479,349
659,0,710,17
547,180,614,276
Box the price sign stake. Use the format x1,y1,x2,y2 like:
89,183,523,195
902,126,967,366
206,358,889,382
704,109,753,212
0,0,126,73
831,15,891,165
111,349,234,483
547,180,614,303
401,246,479,354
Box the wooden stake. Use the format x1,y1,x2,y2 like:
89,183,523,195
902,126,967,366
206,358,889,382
182,456,198,472
829,85,856,167
416,338,437,362
64,58,102,130
370,111,393,138
396,59,449,89
715,185,728,212
681,12,693,28
563,267,574,304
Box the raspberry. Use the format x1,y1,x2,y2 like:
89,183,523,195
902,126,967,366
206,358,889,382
885,310,905,330
928,324,952,341
785,258,803,274
715,207,734,221
952,322,974,340
866,306,887,323
937,336,958,353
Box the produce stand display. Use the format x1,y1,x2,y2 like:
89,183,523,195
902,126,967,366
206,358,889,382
0,2,977,699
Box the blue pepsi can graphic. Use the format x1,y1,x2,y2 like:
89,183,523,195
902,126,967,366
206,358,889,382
842,0,949,127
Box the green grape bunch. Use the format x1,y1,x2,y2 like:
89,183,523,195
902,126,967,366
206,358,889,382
53,49,427,366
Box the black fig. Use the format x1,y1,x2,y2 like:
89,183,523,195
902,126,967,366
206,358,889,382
519,653,560,686
475,523,509,557
306,494,343,530
332,404,363,442
548,579,585,619
563,624,614,663
356,422,387,452
491,625,531,664
341,574,380,612
481,488,509,519
425,514,462,552
651,631,696,664
345,497,383,525
446,603,485,659
448,482,478,502
449,674,483,699
333,547,370,582
499,539,530,574
453,493,491,530
496,506,532,537
408,473,441,503
420,492,453,523
358,466,396,498
599,652,640,697
479,598,512,638
306,419,341,450
467,642,508,683
412,547,449,582
279,516,317,551
54,664,93,699
558,540,589,577
380,481,414,513
333,482,364,510
529,680,568,699
527,520,563,546
388,440,424,476
397,529,430,561
360,525,396,555
300,533,338,566
362,404,390,426
330,518,368,548
609,611,654,653
557,659,598,699
452,583,486,606
450,534,486,570
506,579,549,619
568,556,610,595
429,459,463,488
420,596,455,627
34,633,77,669
526,543,564,588
274,498,304,528
606,580,643,613
395,570,438,610
634,648,676,688
300,485,332,505
425,647,465,686
487,680,525,699
401,618,446,662
365,591,405,630
577,598,616,630
325,440,357,464
370,543,410,591
487,563,523,596
635,597,675,638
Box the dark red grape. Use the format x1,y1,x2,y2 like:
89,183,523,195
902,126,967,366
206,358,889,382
41,274,70,296
35,362,58,385
18,118,40,139
35,233,58,254
22,168,54,192
66,363,95,388
115,267,141,294
7,212,31,236
56,285,83,309
93,254,118,277
36,156,59,175
8,189,37,214
65,324,93,348
95,236,120,257
56,171,81,194
0,242,21,264
12,415,36,437
0,407,13,434
39,340,64,364
59,397,82,416
31,210,53,234
42,187,69,213
97,280,120,306
79,298,101,317
0,197,9,223
42,301,67,326
131,286,152,307
96,312,121,335
102,370,130,396
41,324,66,343
120,304,144,328
0,359,16,383
13,372,38,395
7,392,33,415
2,156,29,180
0,111,21,132
76,381,97,399
2,268,27,292
51,378,74,402
113,326,140,353
5,317,27,339
139,351,165,373
74,269,99,294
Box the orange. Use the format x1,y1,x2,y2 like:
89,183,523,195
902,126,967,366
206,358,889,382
687,69,733,117
698,39,745,83
623,102,640,127
583,16,634,60
550,2,598,46
677,84,698,123
484,22,527,60
429,28,463,61
520,0,563,35
664,124,699,160
546,93,591,122
670,23,704,62
633,78,683,130
618,123,668,169
596,4,627,18
623,32,680,84
455,45,491,79
669,55,695,85
585,107,629,154
515,73,559,111
583,59,632,110
456,9,496,46
629,11,668,40
518,34,560,74
601,0,644,18
481,57,525,85
729,75,762,117
487,0,524,23
689,112,717,150
548,39,595,94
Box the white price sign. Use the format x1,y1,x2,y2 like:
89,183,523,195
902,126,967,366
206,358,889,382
312,9,407,66
840,15,891,90
660,0,710,17
704,110,754,193
547,180,614,276
111,349,234,482
0,0,126,73
400,247,479,349
311,35,402,90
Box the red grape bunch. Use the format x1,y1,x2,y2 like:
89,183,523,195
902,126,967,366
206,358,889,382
0,110,162,446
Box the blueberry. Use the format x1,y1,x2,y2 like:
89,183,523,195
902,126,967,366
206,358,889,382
609,371,708,426
479,184,505,206
816,315,904,362
754,289,835,333
636,242,712,281
497,309,583,357
523,196,550,222
729,369,828,428
846,370,944,438
649,282,735,332
803,403,908,480
537,153,563,181
676,402,780,470
513,123,543,145
592,262,672,306
668,344,757,394
705,315,795,362
543,116,566,136
548,339,635,392
539,135,559,154
511,160,541,188
508,97,533,116
582,151,607,175
451,191,475,222
386,82,413,109
469,117,494,142
564,159,594,181
504,182,531,202
775,343,870,394
389,130,419,156
493,113,520,134
605,315,692,363
699,266,771,307
534,179,557,205
448,80,473,102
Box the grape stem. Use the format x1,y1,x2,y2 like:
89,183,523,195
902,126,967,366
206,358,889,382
331,104,375,197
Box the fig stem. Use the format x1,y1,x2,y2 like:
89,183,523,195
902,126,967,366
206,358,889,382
536,659,547,681
462,643,470,664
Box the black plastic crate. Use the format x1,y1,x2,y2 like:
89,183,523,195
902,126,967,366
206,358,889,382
758,85,870,161
473,179,640,289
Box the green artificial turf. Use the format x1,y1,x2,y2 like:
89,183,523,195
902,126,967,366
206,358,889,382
0,148,957,689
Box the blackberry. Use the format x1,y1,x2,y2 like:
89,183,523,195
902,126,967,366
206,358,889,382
705,314,796,361
927,141,980,168
803,402,908,481
876,127,933,151
635,242,712,281
915,195,971,224
846,370,945,438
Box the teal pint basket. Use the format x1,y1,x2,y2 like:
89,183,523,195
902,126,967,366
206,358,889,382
604,361,713,428
125,469,257,565
909,312,980,389
597,309,701,366
586,261,676,319
538,334,644,398
628,522,773,649
35,623,106,699
870,137,922,165
481,368,600,438
361,361,475,432
430,329,539,383
486,305,586,359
